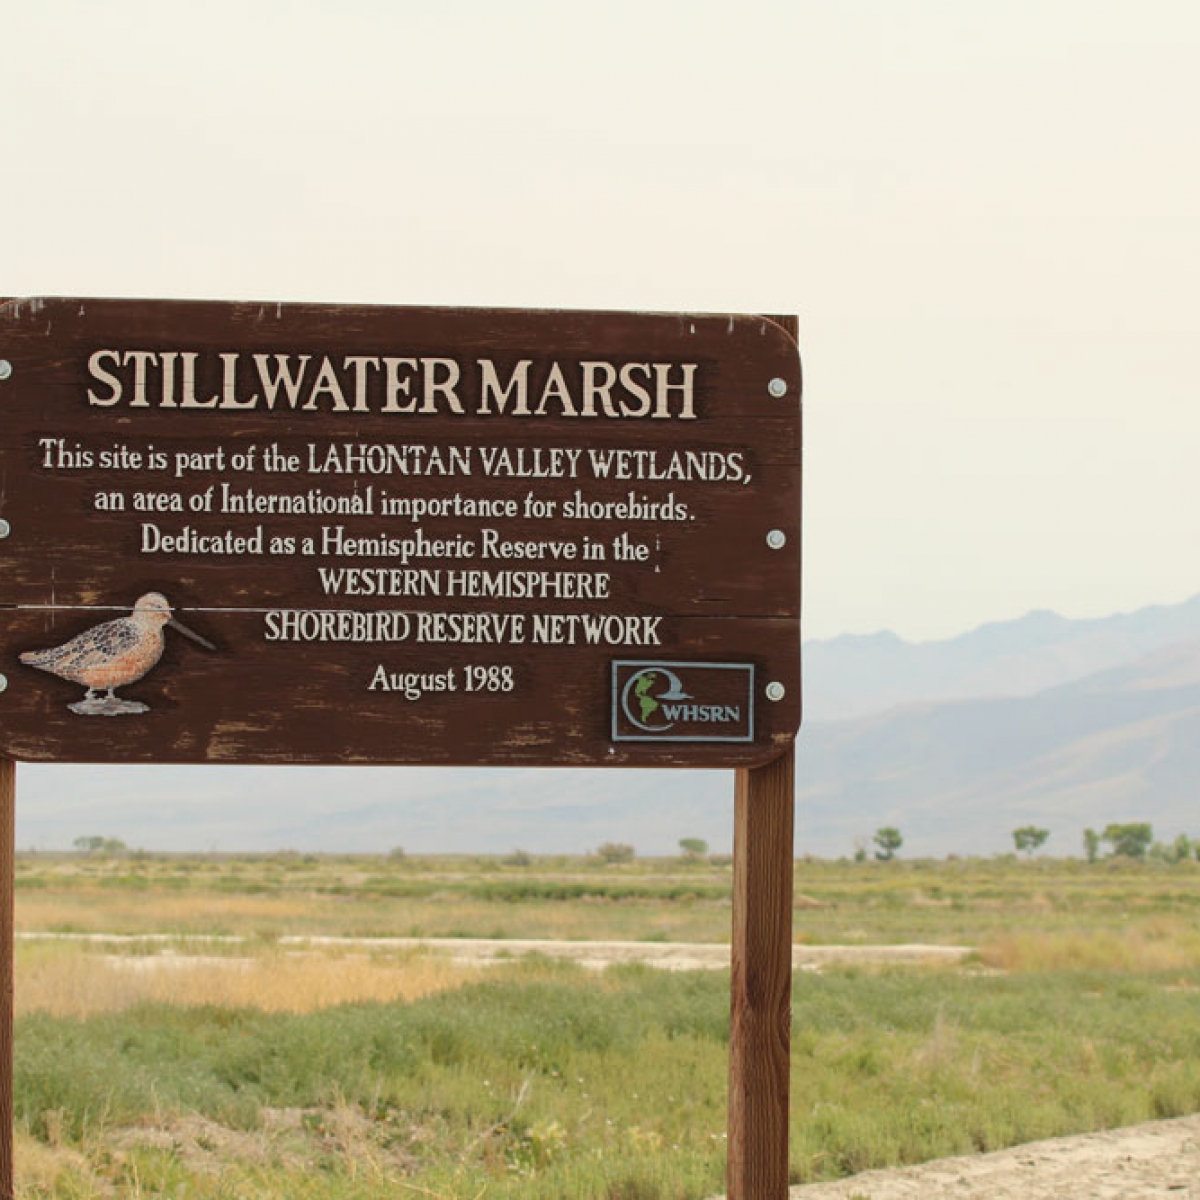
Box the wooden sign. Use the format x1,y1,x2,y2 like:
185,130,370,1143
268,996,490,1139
0,298,801,767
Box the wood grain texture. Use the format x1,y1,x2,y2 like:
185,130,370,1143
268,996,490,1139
728,741,796,1199
728,311,800,1195
0,299,802,767
0,760,13,1200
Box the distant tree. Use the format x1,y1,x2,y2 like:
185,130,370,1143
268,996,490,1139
1083,828,1101,864
503,849,533,867
73,835,125,855
596,842,635,865
1156,835,1195,864
1101,822,1153,861
1012,826,1050,857
678,838,708,862
388,845,407,862
873,827,902,862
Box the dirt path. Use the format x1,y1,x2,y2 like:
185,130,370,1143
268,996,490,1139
286,936,972,971
17,932,971,971
784,1113,1200,1199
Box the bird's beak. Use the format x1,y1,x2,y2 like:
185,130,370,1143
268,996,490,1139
168,615,216,651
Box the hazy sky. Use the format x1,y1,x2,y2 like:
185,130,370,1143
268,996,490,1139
5,2,1200,855
6,1,1199,642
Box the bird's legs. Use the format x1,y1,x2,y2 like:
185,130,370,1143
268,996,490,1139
69,684,144,716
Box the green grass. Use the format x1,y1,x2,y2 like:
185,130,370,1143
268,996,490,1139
15,959,1200,1197
18,851,1200,945
14,851,1200,1196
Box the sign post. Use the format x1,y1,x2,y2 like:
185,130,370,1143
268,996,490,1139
730,742,796,1197
0,758,11,1200
0,297,801,1197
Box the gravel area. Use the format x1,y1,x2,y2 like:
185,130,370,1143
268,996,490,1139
785,1114,1200,1199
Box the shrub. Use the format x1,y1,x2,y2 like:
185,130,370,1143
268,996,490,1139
596,843,636,865
1102,823,1153,861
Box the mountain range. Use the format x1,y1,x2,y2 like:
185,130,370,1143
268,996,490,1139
802,593,1200,722
17,595,1200,858
797,634,1200,857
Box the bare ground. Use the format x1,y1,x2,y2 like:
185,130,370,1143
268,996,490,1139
21,932,972,971
785,1114,1200,1199
291,936,973,971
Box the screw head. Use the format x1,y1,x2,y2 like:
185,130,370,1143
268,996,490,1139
766,529,786,550
767,377,788,398
0,360,12,381
0,519,10,540
0,675,7,694
765,681,786,702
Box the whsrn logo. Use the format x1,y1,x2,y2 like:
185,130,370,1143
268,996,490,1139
611,662,754,744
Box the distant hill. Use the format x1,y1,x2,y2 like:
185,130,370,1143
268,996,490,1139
804,594,1200,722
18,596,1200,859
797,637,1200,857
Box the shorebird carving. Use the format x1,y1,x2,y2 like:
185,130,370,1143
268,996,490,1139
19,592,214,715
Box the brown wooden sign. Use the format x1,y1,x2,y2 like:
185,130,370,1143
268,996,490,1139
0,298,801,767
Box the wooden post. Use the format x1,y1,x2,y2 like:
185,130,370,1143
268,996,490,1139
728,741,795,1198
0,758,13,1200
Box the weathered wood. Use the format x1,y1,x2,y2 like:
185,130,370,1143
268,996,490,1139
0,607,797,766
0,299,801,768
0,759,13,1200
728,740,796,1198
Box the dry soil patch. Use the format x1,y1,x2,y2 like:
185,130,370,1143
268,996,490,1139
785,1114,1200,1199
20,933,972,971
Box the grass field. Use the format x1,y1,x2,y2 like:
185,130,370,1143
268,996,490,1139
13,852,1200,1197
18,850,1200,945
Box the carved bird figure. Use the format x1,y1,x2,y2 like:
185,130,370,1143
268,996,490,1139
19,592,214,714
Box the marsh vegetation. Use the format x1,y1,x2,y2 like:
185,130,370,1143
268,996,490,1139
12,851,1200,1197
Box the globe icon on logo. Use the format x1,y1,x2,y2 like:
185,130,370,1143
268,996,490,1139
620,668,692,732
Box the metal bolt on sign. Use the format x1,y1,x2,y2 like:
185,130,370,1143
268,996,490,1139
0,676,7,694
766,530,786,550
0,361,12,381
0,521,9,540
765,682,785,702
768,377,787,398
